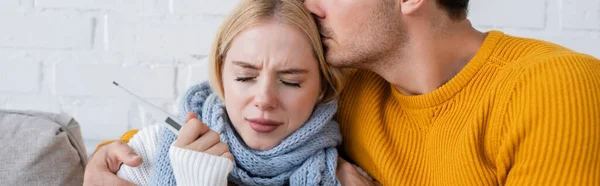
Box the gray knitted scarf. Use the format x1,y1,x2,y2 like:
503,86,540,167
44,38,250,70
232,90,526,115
149,82,342,186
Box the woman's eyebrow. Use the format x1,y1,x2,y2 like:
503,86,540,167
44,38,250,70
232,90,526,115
278,68,308,75
232,61,307,74
232,61,260,70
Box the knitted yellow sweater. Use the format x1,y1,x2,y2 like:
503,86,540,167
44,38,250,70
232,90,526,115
335,31,600,185
109,31,599,185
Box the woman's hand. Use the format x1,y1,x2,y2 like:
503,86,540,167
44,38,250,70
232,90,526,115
173,112,233,161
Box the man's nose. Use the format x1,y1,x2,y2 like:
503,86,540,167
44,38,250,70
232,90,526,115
303,0,325,19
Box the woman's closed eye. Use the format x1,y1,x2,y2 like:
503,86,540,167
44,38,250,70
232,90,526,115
280,80,301,88
235,77,301,88
235,77,255,82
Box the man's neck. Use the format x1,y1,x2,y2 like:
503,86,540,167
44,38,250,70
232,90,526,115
367,20,487,96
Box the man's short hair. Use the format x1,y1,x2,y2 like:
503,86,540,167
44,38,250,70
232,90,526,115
436,0,469,20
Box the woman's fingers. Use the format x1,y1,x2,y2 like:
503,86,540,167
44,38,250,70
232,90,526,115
186,130,221,152
174,117,210,147
174,112,231,160
204,142,230,157
185,112,198,122
221,152,234,161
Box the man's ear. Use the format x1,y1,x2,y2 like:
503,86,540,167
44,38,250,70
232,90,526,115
399,0,425,15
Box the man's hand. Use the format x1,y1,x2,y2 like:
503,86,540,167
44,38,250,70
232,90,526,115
83,141,143,186
173,112,233,161
337,157,381,186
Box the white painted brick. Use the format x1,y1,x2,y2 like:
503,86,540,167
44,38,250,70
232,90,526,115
171,0,239,15
0,96,6,108
561,0,600,30
65,99,131,140
84,139,103,156
0,15,92,49
0,62,40,93
0,1,20,7
34,0,169,15
541,36,600,58
1,94,61,113
130,99,178,129
35,0,135,10
468,0,546,29
0,1,22,13
0,49,129,65
477,27,600,59
188,63,210,84
107,15,224,57
176,58,211,95
543,0,562,32
54,63,175,99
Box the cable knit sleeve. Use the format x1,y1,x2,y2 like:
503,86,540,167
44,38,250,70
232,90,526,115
116,125,162,186
168,145,233,186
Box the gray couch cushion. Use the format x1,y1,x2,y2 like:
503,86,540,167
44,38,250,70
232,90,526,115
0,110,87,186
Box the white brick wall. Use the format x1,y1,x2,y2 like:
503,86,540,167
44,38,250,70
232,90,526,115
0,62,40,93
53,63,175,98
0,1,20,8
469,0,547,29
107,14,224,57
171,0,239,15
561,0,600,30
0,15,92,49
0,0,598,154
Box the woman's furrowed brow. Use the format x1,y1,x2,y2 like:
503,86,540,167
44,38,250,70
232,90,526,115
278,68,308,74
232,61,260,69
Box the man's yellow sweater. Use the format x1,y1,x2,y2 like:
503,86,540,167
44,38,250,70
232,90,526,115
335,31,600,185
110,31,599,185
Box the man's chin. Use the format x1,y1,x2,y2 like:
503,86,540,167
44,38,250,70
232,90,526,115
325,56,349,68
325,53,366,68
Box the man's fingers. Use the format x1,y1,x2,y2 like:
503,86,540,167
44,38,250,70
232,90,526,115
337,157,351,169
186,112,198,122
122,155,143,167
336,156,379,186
97,171,137,186
221,152,234,161
175,118,210,146
187,130,221,152
204,142,229,156
107,141,142,169
83,147,137,186
337,156,360,178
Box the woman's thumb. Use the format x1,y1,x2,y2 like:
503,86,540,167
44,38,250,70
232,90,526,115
186,112,198,122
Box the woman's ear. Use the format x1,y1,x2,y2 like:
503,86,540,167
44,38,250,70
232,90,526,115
317,89,326,103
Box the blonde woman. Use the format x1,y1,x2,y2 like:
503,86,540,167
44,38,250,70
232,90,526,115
115,0,350,185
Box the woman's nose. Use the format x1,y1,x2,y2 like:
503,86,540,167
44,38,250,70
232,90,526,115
253,84,278,111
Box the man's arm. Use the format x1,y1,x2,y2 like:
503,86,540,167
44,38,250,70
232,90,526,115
84,130,142,186
84,141,143,186
498,55,600,185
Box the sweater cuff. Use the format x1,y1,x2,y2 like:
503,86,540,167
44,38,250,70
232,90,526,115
169,145,233,186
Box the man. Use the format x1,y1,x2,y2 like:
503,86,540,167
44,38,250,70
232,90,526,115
84,0,600,185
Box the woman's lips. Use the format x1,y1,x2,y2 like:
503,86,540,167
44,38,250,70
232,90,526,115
246,118,283,133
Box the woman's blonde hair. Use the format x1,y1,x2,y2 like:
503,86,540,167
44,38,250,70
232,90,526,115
208,0,345,103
